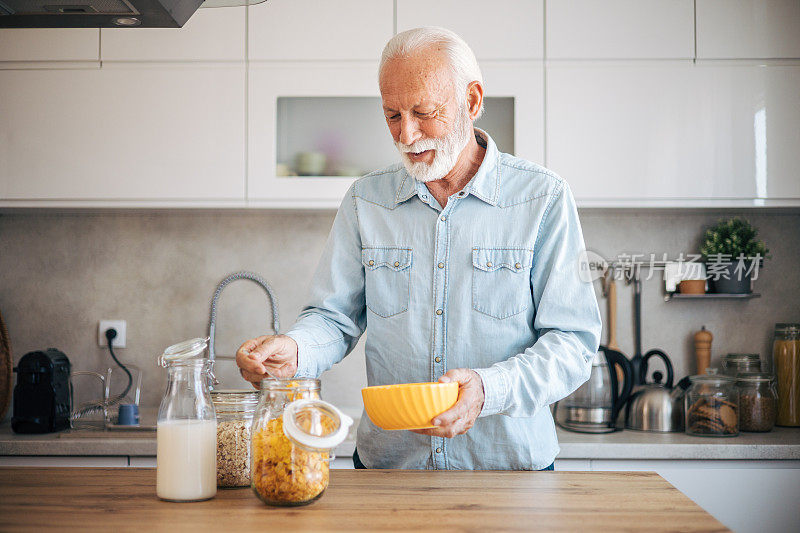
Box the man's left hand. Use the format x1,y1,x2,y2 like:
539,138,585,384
411,368,485,438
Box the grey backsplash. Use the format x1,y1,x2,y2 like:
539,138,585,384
1,209,798,415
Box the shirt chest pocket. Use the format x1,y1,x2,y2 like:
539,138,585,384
362,247,412,318
472,248,533,319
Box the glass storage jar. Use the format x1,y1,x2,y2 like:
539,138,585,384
736,373,777,432
157,338,216,502
250,378,352,506
685,369,739,437
211,389,259,487
773,323,800,426
721,353,762,376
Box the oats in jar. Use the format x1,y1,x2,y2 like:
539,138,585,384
216,419,252,487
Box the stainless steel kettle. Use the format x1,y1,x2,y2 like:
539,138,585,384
625,350,689,432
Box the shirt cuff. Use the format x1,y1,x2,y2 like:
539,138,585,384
284,330,316,379
473,366,508,417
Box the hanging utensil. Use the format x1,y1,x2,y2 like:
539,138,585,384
0,308,12,421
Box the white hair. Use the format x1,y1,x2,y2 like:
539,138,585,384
379,26,484,118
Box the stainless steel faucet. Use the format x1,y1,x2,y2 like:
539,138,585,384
207,271,281,386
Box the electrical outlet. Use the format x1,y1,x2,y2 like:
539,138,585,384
98,319,127,348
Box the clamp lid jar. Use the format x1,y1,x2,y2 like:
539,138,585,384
736,373,777,432
685,370,739,437
250,378,352,506
156,338,216,502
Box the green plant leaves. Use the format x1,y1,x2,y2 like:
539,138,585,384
700,217,769,261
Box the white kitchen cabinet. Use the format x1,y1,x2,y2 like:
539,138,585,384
100,6,245,62
693,63,800,200
0,65,245,204
546,0,694,59
696,0,800,59
248,0,393,61
247,62,543,207
396,0,543,60
582,460,800,533
0,29,99,62
247,63,376,206
546,62,800,206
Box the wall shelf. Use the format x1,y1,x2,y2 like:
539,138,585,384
663,293,761,302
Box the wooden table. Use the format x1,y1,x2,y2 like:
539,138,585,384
0,468,726,531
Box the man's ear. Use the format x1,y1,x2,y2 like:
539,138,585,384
466,81,484,120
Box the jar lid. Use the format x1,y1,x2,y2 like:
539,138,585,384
735,372,775,384
690,368,736,385
775,323,800,336
723,353,760,361
159,337,209,366
282,399,353,452
211,389,259,411
260,377,320,391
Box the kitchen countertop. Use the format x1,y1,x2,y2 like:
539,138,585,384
2,419,798,460
0,468,725,531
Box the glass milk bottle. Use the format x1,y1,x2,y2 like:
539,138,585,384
156,338,217,502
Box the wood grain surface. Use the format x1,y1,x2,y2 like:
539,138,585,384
0,468,726,532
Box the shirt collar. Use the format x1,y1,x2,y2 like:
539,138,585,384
394,128,500,206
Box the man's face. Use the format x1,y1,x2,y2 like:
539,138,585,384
380,50,473,183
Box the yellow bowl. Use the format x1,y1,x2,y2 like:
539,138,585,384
361,381,459,430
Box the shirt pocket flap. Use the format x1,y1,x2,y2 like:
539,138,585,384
472,248,533,273
362,247,412,271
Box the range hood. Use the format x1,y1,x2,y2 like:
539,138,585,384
0,0,259,28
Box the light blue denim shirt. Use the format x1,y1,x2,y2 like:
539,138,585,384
287,129,602,470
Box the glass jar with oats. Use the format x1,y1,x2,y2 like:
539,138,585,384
211,389,259,487
250,378,352,506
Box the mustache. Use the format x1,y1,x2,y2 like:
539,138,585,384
394,138,442,154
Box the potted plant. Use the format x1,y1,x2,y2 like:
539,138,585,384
699,217,769,294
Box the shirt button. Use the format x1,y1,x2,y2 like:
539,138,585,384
436,309,443,316
438,262,444,269
486,261,493,268
394,261,400,267
435,356,442,363
515,262,522,269
422,195,428,199
368,260,374,266
435,447,442,454
440,215,447,222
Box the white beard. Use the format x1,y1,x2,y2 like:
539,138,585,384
394,106,473,183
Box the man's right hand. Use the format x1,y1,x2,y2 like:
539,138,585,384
235,334,299,387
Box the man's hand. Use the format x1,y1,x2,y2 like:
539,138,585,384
235,335,299,387
411,368,485,438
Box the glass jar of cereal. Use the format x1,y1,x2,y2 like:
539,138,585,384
250,378,352,506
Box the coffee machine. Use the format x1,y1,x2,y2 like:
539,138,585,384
12,349,72,434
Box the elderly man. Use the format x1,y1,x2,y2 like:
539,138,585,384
237,27,601,470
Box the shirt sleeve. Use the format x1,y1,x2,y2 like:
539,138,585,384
285,184,367,378
473,179,602,417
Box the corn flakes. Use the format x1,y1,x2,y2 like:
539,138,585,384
251,417,330,505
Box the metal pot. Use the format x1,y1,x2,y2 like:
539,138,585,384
625,350,689,432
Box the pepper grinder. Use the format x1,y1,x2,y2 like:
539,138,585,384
694,326,713,374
